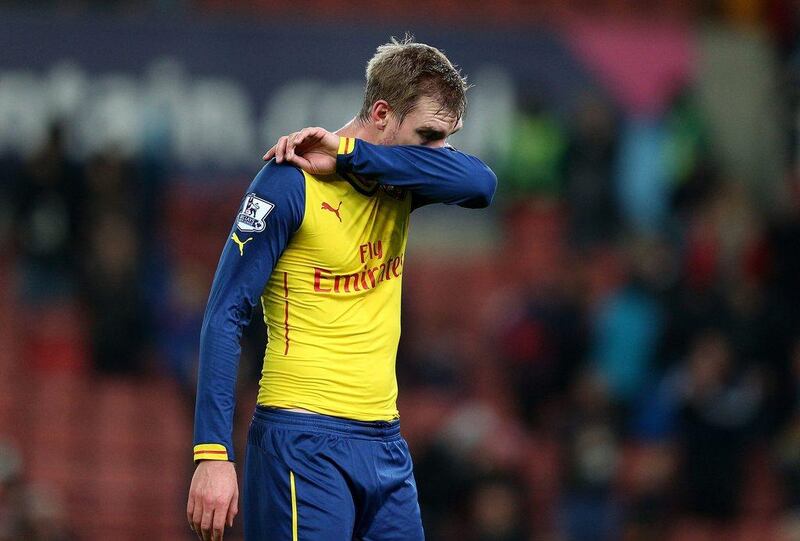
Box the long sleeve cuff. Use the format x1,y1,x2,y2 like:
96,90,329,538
337,136,356,156
193,443,230,462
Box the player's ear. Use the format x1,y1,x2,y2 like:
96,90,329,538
370,100,391,130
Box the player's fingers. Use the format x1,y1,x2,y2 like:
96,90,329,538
187,493,196,532
296,126,316,145
263,145,277,161
212,501,229,541
227,489,239,528
200,503,215,541
278,136,290,162
286,131,301,160
293,127,321,152
302,126,324,147
192,495,204,540
275,136,289,163
287,130,305,158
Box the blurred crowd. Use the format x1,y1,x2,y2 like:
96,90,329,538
394,17,800,541
0,125,164,539
2,2,800,541
398,7,800,540
0,441,75,541
400,129,800,539
0,124,162,376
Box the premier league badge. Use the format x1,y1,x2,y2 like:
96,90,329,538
236,193,274,232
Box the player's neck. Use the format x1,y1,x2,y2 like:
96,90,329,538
336,118,381,145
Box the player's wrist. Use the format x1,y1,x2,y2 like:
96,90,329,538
337,136,356,156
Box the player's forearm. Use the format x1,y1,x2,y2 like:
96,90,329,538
336,138,497,208
193,313,245,462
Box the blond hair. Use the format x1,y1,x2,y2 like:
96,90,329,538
357,35,469,124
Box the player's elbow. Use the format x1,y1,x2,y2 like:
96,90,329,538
200,303,248,342
466,165,497,209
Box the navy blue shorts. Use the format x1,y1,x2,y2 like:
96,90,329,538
243,407,424,540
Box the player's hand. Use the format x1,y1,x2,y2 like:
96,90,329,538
262,126,340,175
187,460,239,541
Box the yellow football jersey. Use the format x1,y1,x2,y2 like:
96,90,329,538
258,171,411,421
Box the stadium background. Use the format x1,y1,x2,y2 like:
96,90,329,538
1,1,799,540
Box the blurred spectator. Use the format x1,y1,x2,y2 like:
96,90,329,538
764,173,800,372
775,338,800,528
0,441,23,540
76,149,154,374
500,280,586,428
81,210,148,373
620,444,675,541
413,403,499,539
558,369,622,541
157,260,208,394
615,117,670,234
590,241,665,407
0,442,76,541
663,92,710,195
563,95,620,247
467,473,530,541
398,321,468,394
9,124,85,303
412,402,529,540
80,149,146,247
16,484,74,541
501,98,568,197
676,330,763,521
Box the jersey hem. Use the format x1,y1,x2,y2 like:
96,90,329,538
256,401,400,422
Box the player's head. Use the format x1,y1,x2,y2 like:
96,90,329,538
357,35,468,148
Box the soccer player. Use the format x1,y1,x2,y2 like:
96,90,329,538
187,37,497,541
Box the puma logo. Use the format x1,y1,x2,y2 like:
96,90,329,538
321,201,342,222
231,232,253,256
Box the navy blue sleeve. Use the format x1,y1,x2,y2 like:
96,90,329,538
336,140,497,210
193,162,304,462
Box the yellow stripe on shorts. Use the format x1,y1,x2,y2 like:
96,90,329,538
290,470,298,541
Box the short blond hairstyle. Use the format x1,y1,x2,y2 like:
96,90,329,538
357,35,469,124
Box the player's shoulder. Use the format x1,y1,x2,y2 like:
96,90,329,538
248,160,305,201
237,161,306,230
242,160,306,211
252,160,305,190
